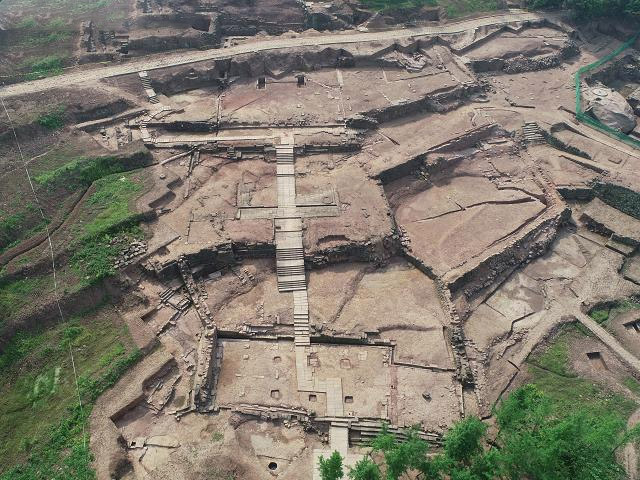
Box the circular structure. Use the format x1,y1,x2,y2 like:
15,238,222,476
268,462,278,471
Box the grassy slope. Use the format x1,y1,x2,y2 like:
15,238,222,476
0,276,54,328
0,304,140,477
0,169,147,327
0,138,107,255
589,299,640,325
0,0,130,78
69,171,145,287
359,0,499,18
527,325,637,421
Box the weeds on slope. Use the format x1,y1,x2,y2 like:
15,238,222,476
0,305,140,477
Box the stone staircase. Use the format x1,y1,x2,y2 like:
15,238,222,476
275,219,306,292
293,290,310,346
139,71,160,104
275,144,294,164
349,420,441,446
522,121,544,145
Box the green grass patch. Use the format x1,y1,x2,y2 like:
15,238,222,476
20,31,71,47
22,56,65,81
0,210,27,250
359,0,498,16
98,342,125,367
35,156,133,190
0,306,140,475
47,18,68,29
0,206,49,254
37,105,66,130
0,276,52,325
623,377,640,397
590,308,610,323
589,298,640,325
527,326,637,421
69,172,144,286
17,17,38,29
528,332,575,377
360,0,435,10
442,0,499,17
82,173,143,238
71,226,143,287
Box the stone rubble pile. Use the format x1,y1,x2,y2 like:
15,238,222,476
113,239,148,269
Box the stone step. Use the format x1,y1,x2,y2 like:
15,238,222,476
277,265,306,276
276,251,304,261
278,282,307,292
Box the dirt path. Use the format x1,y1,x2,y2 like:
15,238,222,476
625,408,640,480
0,11,544,98
574,312,640,375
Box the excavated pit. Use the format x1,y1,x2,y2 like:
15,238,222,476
5,11,640,480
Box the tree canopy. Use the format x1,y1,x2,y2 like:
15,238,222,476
528,0,640,18
327,385,640,480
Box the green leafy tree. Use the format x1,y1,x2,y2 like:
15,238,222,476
319,451,344,480
350,385,639,480
348,457,381,480
443,416,486,466
495,384,640,480
371,425,441,479
625,0,640,14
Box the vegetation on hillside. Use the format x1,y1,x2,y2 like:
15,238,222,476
588,298,640,325
0,276,52,326
319,324,640,480
592,183,640,220
0,205,48,254
35,155,138,191
528,0,640,18
320,385,640,480
21,56,66,81
0,305,140,477
36,105,66,130
359,0,499,17
69,172,145,286
360,0,436,10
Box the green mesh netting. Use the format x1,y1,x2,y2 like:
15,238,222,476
574,32,640,150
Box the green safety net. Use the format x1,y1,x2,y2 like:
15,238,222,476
574,32,640,149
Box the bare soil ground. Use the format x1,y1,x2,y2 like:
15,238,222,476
3,9,640,480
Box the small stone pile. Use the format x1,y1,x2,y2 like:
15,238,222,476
114,240,148,269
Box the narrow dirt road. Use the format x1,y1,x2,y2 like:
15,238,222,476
0,11,543,98
624,408,640,480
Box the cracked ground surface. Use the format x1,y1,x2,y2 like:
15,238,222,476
2,7,640,480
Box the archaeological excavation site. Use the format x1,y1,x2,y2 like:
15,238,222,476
2,0,640,479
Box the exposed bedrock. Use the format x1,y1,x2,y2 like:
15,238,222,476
468,39,579,74
584,85,636,134
148,47,361,95
381,124,569,318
